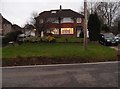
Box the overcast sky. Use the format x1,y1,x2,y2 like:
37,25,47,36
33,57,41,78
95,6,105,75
0,0,86,27
0,0,119,27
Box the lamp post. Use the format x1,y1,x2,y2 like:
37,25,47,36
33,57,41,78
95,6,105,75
84,0,87,50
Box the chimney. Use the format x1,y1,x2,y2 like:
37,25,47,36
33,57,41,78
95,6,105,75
60,5,62,10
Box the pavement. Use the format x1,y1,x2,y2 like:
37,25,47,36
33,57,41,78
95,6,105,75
2,61,120,87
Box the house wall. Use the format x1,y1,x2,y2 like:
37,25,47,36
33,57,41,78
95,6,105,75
2,24,12,35
0,14,13,36
0,14,2,35
38,17,84,37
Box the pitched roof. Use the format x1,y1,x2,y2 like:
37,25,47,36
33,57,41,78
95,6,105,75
12,24,22,29
37,9,84,19
24,24,35,29
2,17,12,24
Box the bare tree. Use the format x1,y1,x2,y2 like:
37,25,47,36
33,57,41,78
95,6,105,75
95,1,120,28
80,1,120,29
113,14,120,25
79,1,98,18
35,17,58,36
29,11,39,26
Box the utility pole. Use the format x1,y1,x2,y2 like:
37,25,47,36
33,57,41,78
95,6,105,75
84,0,87,50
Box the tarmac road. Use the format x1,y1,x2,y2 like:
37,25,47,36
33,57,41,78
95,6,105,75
2,61,120,87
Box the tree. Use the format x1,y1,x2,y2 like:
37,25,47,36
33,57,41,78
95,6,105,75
28,11,38,26
95,1,120,29
35,16,58,36
80,1,120,29
101,24,110,33
88,12,101,41
118,21,120,33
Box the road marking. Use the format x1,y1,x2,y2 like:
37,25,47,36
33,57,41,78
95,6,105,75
1,61,119,69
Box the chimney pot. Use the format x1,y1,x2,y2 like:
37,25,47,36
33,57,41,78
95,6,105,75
60,5,62,10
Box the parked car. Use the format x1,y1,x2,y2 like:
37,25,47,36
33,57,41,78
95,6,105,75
99,33,118,46
115,34,120,43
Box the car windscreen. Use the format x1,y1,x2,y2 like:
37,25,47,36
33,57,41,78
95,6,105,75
104,34,115,38
116,34,120,37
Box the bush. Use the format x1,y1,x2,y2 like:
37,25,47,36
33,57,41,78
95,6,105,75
2,30,22,45
44,33,53,36
79,31,84,38
24,36,42,43
22,35,56,43
46,36,56,42
41,36,56,43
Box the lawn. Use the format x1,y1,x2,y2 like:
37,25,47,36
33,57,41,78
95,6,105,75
2,43,118,66
56,37,83,42
2,43,117,59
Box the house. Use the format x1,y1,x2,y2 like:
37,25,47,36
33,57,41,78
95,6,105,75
12,24,22,32
0,13,12,36
23,24,36,37
35,6,84,37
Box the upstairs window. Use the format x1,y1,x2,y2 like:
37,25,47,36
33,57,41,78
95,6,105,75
61,18,74,23
77,18,82,23
47,18,58,23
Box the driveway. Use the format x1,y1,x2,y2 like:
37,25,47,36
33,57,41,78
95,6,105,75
110,46,119,51
2,61,119,87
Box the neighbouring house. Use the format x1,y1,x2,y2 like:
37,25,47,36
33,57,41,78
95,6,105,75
0,13,12,36
35,6,84,37
12,24,22,32
23,24,36,37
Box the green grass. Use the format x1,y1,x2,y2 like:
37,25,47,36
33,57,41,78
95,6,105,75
24,36,83,42
56,37,83,42
2,43,117,60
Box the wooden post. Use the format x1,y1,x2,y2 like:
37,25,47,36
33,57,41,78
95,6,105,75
117,44,120,61
84,0,87,50
58,17,61,37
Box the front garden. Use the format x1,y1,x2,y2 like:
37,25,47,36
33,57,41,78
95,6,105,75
2,42,118,67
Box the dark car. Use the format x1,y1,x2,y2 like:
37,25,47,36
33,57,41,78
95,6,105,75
115,34,120,43
99,33,118,46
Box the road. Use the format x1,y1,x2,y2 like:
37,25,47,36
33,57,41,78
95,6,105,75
2,62,119,87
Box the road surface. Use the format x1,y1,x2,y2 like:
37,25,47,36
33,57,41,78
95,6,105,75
2,61,120,87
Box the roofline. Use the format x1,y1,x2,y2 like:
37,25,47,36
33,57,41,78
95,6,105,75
38,9,84,18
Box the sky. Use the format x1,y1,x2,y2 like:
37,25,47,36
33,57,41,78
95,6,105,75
0,0,119,27
0,0,85,27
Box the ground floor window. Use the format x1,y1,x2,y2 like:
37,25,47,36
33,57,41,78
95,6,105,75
61,28,74,34
51,28,59,34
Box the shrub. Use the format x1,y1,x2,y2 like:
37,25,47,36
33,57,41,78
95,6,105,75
41,36,56,43
46,36,56,42
44,33,53,36
24,36,42,43
2,30,22,45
